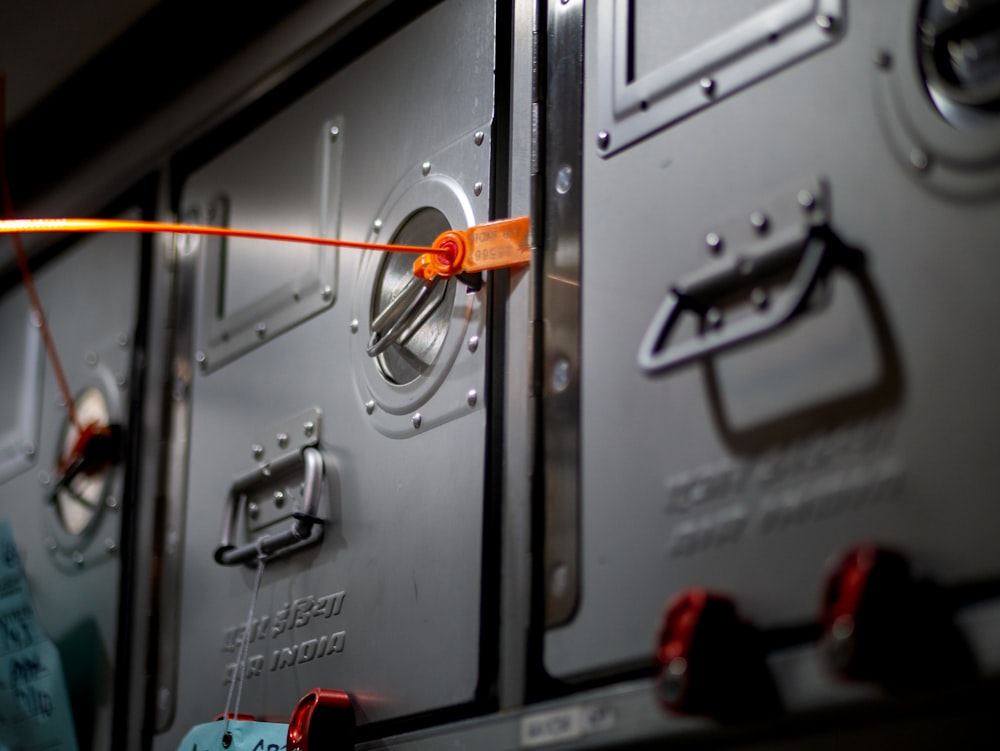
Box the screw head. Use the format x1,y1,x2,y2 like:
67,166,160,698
72,551,85,567
254,321,267,338
751,287,770,310
412,413,423,429
816,13,836,32
105,538,117,553
329,124,340,140
117,374,128,389
322,285,334,301
350,319,359,333
467,390,478,407
699,77,716,96
117,333,129,348
910,148,930,171
248,502,260,520
474,131,485,146
365,400,375,415
274,491,286,508
303,421,315,437
276,432,289,449
705,232,723,254
551,357,572,393
706,308,724,329
597,131,611,150
797,190,816,209
85,351,99,367
106,496,119,510
38,471,51,486
474,181,484,196
252,444,265,460
21,441,35,457
750,211,769,233
195,351,207,369
421,161,431,176
373,218,383,233
468,335,480,353
555,165,573,195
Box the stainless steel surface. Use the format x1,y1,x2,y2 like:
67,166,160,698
154,1,496,747
0,306,43,484
0,220,141,751
541,0,584,628
595,0,845,157
545,0,1000,683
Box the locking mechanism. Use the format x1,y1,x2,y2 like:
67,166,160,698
214,407,327,566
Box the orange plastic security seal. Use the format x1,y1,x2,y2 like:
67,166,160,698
413,216,530,281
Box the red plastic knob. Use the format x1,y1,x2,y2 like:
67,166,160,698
287,689,354,751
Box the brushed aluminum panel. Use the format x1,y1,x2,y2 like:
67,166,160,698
157,1,496,747
0,299,43,484
546,0,1000,685
0,223,141,751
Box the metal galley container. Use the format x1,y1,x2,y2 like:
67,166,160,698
154,0,499,747
543,0,1000,720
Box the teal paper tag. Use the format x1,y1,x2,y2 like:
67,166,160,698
177,720,289,751
0,520,79,751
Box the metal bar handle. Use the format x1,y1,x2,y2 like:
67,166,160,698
366,276,439,358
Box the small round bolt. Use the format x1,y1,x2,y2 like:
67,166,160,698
72,551,85,567
597,131,611,150
105,538,117,553
467,390,478,407
365,400,376,415
751,287,770,310
555,165,573,195
322,285,334,301
252,444,265,460
551,357,572,393
373,218,383,233
329,124,340,140
248,502,260,520
705,232,723,254
412,413,423,429
468,335,480,353
474,181,484,196
699,77,716,96
706,308,724,329
117,333,129,348
910,148,930,171
421,161,432,176
85,351,99,367
303,421,315,437
46,536,57,551
873,50,892,70
274,491,286,509
350,319,359,333
195,351,207,369
106,496,119,510
117,374,128,389
816,14,836,32
21,441,35,457
750,211,769,233
797,189,816,209
38,471,51,486
474,131,485,146
276,432,289,449
254,322,267,338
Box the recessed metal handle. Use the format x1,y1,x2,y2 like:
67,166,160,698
638,226,864,376
366,276,440,358
214,446,325,566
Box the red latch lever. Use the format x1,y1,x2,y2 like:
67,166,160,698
287,689,354,751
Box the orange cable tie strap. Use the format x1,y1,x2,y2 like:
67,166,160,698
412,216,531,281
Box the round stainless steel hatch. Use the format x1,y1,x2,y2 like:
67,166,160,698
54,387,111,537
371,208,456,385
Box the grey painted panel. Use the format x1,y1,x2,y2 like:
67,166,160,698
157,1,496,746
547,0,1000,682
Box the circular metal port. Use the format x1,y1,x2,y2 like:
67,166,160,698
920,0,1000,125
54,387,111,536
370,208,456,385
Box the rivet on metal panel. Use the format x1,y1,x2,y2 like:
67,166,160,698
412,413,423,429
56,396,66,408
329,125,340,141
303,421,315,438
873,50,892,70
252,444,265,460
699,77,716,96
596,131,611,150
117,374,128,389
106,496,119,510
467,390,478,407
322,285,334,301
277,432,290,449
706,308,724,329
105,538,117,553
474,181,484,196
705,232,723,254
72,551,85,567
117,332,129,348
910,148,931,171
551,357,571,393
350,319,359,333
751,288,770,311
365,400,375,415
45,536,57,551
21,441,34,457
467,335,480,353
248,502,260,520
555,165,573,195
797,190,816,209
195,351,207,370
38,471,50,486
274,491,286,509
474,130,485,146
254,322,268,338
85,351,99,367
373,218,383,233
815,14,836,32
749,211,769,233
421,161,432,176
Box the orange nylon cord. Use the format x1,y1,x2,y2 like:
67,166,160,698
0,75,82,432
0,218,447,255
